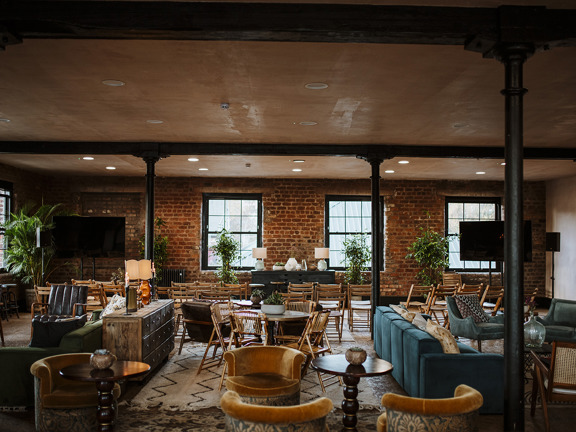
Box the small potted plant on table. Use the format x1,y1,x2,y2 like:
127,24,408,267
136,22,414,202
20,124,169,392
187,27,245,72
261,291,285,315
250,288,266,305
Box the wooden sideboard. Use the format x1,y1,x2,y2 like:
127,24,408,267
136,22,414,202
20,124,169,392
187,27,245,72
103,299,174,372
251,270,336,295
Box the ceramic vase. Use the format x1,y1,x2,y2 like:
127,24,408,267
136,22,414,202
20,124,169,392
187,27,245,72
524,311,546,348
345,348,367,365
285,257,298,271
90,349,116,370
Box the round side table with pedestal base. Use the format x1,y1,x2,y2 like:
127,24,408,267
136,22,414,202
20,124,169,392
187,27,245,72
312,354,393,431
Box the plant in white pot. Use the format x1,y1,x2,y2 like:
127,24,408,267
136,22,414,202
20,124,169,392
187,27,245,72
261,291,285,315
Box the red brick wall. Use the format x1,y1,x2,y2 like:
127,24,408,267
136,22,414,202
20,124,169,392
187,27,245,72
0,165,547,296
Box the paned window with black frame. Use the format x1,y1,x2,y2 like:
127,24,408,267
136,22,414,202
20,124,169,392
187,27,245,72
325,196,376,270
0,182,13,269
446,197,502,271
202,193,262,270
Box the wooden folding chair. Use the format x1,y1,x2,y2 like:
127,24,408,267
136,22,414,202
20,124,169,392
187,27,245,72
424,284,457,327
400,284,433,312
196,301,235,375
481,285,504,316
457,283,484,298
169,287,197,337
315,284,345,342
347,284,372,331
288,283,315,301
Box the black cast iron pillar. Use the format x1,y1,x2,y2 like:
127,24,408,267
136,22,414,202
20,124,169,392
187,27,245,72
143,156,160,261
496,43,534,432
359,156,384,338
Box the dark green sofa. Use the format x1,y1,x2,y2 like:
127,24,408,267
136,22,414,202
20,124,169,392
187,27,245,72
374,306,504,414
0,317,103,407
537,298,576,342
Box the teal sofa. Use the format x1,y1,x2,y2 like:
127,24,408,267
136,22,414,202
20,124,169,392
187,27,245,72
537,298,576,342
374,306,504,414
0,317,103,407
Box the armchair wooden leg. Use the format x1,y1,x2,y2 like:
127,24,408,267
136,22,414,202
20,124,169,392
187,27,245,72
477,340,482,352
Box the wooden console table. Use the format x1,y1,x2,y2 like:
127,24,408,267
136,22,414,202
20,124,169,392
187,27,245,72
103,299,174,372
251,270,335,295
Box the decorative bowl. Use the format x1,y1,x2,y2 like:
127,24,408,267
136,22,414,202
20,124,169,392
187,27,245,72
345,347,367,365
272,265,285,271
90,349,116,370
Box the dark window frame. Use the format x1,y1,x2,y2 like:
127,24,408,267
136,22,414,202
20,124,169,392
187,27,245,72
445,196,502,272
324,194,384,271
201,193,263,271
0,181,13,269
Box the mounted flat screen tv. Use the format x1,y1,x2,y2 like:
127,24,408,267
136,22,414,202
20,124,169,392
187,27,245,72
52,216,125,258
459,220,532,262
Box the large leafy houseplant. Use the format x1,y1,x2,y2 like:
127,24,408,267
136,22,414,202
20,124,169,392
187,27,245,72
343,234,371,285
140,217,169,283
211,228,240,284
2,203,68,287
406,225,450,286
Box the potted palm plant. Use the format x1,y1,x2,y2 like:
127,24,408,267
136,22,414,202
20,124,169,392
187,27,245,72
211,228,241,284
2,203,68,288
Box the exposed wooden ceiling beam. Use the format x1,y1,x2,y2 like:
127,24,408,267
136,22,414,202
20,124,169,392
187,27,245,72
1,2,575,48
1,141,575,161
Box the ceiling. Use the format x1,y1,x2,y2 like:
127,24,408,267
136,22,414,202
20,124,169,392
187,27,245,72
0,1,576,181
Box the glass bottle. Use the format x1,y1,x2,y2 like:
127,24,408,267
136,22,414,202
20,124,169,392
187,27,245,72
524,311,546,348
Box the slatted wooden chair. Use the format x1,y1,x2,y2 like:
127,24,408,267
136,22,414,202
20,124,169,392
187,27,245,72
169,287,198,337
480,285,504,316
347,284,372,331
400,284,433,312
315,283,345,342
287,283,315,301
275,300,317,344
423,284,457,327
442,272,462,288
196,301,236,376
457,283,484,298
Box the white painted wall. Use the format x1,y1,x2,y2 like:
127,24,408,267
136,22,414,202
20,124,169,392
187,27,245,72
546,176,576,300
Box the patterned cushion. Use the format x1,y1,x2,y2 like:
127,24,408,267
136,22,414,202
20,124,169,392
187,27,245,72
390,305,415,322
425,320,460,354
454,294,489,323
411,313,428,331
386,409,479,432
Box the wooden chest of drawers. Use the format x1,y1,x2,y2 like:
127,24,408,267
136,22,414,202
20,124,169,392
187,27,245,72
103,299,174,371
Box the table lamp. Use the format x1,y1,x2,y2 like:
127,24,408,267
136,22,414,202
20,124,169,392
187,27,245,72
315,248,330,271
252,247,267,271
126,259,153,306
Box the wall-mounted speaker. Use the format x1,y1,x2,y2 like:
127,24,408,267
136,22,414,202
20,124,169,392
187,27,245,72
546,232,560,252
36,227,51,248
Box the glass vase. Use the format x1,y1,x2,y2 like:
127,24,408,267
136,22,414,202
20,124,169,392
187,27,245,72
524,311,546,348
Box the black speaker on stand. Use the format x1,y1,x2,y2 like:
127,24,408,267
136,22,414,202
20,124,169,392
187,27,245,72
546,232,561,298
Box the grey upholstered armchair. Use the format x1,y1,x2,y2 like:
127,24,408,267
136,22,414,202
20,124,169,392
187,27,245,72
446,295,504,352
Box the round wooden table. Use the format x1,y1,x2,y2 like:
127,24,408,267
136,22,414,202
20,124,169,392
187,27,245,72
312,354,393,431
60,360,151,432
260,310,310,344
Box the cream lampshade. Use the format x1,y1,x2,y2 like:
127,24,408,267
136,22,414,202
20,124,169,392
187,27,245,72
125,259,153,305
252,247,267,271
315,248,330,271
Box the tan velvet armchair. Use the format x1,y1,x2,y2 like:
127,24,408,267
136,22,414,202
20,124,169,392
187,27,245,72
30,353,121,432
377,384,483,432
221,390,333,432
223,345,306,406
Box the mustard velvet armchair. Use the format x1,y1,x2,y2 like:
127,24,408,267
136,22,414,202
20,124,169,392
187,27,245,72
377,384,483,432
30,353,121,432
221,390,333,432
223,345,306,406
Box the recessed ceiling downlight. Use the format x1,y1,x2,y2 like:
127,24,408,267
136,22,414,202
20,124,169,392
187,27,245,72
293,160,305,163
476,171,486,175
292,168,302,172
398,160,409,164
188,158,199,162
305,82,329,90
0,118,11,123
83,157,94,161
385,170,395,174
102,79,125,87
146,120,164,124
299,121,318,126
199,168,209,171
106,166,116,170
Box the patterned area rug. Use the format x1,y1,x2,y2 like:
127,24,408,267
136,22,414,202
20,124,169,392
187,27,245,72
123,326,382,411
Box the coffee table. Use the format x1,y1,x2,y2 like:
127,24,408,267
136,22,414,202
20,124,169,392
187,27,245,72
60,360,150,431
312,354,393,431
